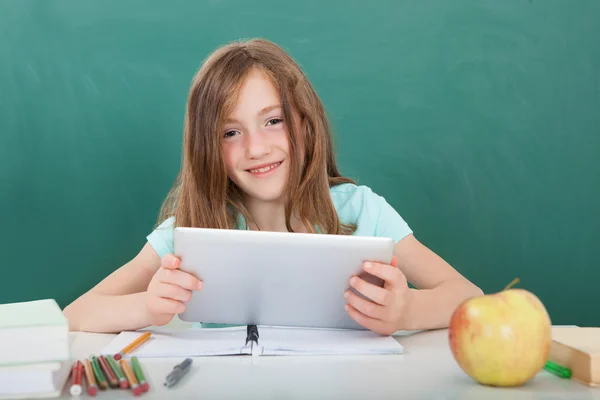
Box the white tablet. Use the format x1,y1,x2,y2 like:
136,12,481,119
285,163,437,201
174,227,395,330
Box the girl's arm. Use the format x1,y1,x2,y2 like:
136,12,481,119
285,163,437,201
394,234,483,330
345,234,483,335
65,242,202,333
63,243,161,333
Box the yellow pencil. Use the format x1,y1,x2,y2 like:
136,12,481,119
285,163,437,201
83,359,98,396
119,359,142,396
113,331,151,360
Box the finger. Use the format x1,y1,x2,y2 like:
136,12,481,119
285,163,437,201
161,254,181,270
363,261,406,288
154,282,193,302
344,304,390,335
390,255,398,267
148,296,186,315
160,268,203,291
349,275,391,306
344,290,385,320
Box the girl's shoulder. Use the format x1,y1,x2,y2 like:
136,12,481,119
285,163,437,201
147,216,176,259
329,182,383,222
329,182,380,209
330,183,413,242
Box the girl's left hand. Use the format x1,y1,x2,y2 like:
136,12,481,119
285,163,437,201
344,256,411,335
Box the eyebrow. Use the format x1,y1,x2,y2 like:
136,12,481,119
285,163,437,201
224,105,281,124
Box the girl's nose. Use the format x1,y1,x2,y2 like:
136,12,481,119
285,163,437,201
245,130,271,159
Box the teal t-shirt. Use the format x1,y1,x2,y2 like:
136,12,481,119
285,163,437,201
146,183,412,328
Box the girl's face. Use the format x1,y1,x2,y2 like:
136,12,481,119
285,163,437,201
222,69,291,204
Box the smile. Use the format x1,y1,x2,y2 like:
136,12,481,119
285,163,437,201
246,161,282,175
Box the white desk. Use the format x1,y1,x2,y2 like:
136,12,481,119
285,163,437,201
56,328,598,400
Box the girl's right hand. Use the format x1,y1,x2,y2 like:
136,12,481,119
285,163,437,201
146,254,203,326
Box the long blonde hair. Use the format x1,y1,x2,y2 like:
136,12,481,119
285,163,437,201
158,38,356,234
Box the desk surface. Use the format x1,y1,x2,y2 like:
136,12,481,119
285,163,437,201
57,328,598,400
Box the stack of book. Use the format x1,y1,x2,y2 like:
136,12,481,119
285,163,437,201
0,299,71,399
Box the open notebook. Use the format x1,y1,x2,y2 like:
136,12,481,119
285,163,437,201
101,326,403,357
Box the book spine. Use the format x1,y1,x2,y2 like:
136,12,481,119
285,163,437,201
245,325,259,346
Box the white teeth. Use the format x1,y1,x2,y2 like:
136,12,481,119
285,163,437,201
249,162,281,174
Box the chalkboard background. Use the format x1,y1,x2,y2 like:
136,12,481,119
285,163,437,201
1,0,598,326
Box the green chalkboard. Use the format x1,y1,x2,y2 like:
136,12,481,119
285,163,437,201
1,0,599,327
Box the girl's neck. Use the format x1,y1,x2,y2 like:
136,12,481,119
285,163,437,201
244,197,307,233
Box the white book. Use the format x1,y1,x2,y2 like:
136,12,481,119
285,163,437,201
0,360,71,399
0,299,70,366
100,326,403,358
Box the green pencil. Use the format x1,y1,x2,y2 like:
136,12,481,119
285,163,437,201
90,356,108,390
545,359,572,379
131,357,149,392
107,355,129,389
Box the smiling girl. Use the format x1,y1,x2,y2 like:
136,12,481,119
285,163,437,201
64,38,482,335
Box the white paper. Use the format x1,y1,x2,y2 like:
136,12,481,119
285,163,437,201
100,327,250,358
100,326,403,358
256,326,403,355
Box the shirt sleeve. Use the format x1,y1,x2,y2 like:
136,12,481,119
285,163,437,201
371,189,413,243
146,216,175,259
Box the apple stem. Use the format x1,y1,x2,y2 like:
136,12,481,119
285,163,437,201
504,277,520,291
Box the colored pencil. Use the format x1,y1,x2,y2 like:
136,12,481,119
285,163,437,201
120,359,143,396
113,331,151,360
90,356,108,390
83,359,98,396
131,357,149,392
97,355,118,388
107,355,129,389
69,361,83,396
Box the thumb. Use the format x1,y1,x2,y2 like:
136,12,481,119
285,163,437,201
390,255,399,267
161,254,181,270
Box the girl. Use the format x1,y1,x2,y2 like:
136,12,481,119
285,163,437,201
64,38,482,335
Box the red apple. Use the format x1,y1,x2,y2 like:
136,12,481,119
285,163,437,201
448,287,552,386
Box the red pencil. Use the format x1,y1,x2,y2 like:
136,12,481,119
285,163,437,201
69,361,83,396
98,355,119,388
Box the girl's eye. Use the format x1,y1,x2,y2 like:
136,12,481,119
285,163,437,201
266,118,283,126
224,130,239,138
